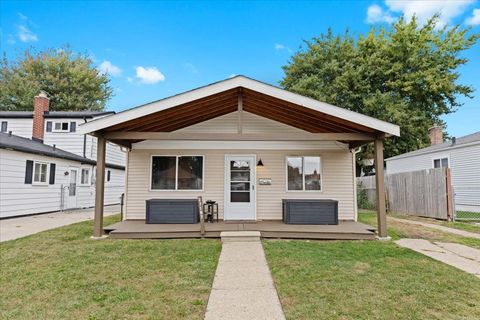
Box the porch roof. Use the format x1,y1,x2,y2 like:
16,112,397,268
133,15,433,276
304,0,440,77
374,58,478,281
79,76,400,148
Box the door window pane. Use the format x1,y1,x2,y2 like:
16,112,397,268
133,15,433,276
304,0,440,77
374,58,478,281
230,171,250,181
287,157,303,190
151,156,176,189
304,157,321,191
230,161,250,170
69,170,77,196
231,182,250,191
178,156,203,190
231,192,250,202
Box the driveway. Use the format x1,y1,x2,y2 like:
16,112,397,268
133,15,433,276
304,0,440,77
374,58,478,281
0,205,120,242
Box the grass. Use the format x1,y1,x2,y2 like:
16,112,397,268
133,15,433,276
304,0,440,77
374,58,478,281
264,239,480,320
389,212,480,234
359,211,480,249
0,215,222,320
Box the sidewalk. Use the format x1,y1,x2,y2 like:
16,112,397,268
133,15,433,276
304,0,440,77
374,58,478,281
396,239,480,278
0,205,120,242
389,217,480,239
205,232,285,320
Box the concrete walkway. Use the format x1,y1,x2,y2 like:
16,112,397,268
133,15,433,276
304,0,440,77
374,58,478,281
390,217,480,239
396,239,480,278
205,232,285,320
0,205,120,242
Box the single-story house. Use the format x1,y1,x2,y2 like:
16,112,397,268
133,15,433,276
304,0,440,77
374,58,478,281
79,76,400,239
386,128,480,212
0,132,125,218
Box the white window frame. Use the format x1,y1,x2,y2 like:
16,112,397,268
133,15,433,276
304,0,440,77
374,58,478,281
150,155,205,191
33,161,49,185
80,168,90,186
52,121,70,132
432,155,450,169
285,156,323,192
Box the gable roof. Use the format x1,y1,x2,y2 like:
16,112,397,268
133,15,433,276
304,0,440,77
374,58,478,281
78,76,400,137
0,111,115,119
386,131,480,161
0,132,125,170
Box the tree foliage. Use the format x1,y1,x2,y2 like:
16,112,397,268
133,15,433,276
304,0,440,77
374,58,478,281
0,47,113,111
281,16,478,160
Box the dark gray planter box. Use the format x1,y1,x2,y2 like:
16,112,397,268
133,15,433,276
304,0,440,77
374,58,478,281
282,199,338,225
146,199,199,224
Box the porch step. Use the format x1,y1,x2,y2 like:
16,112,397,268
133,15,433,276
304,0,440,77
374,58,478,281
220,231,261,243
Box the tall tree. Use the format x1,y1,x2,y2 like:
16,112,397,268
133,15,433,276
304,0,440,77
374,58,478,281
281,16,478,162
0,47,113,111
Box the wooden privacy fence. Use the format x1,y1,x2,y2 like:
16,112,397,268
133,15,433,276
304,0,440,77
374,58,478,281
357,168,453,220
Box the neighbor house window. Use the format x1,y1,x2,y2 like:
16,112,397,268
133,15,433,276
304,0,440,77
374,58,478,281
1,121,7,132
151,156,203,190
53,122,69,132
33,161,48,184
287,156,322,191
433,157,449,168
80,168,90,185
107,170,111,182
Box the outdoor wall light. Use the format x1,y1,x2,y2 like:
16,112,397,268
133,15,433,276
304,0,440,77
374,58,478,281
257,159,264,167
64,171,69,176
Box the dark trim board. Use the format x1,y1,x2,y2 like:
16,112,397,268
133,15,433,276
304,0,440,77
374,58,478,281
105,220,376,240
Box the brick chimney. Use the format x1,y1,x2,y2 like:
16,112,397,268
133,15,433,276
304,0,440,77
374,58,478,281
428,125,443,145
32,91,50,141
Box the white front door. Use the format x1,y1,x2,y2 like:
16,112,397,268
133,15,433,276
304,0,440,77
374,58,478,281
224,155,256,220
67,168,78,209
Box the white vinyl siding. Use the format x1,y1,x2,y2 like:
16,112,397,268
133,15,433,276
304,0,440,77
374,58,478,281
386,143,480,211
0,118,32,138
125,148,355,221
0,149,125,218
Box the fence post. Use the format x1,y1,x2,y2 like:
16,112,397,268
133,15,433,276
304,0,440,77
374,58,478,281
446,168,454,221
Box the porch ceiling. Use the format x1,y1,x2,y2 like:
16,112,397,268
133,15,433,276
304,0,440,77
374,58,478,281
103,88,376,135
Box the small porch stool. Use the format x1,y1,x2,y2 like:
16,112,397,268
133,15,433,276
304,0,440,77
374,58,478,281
203,200,219,223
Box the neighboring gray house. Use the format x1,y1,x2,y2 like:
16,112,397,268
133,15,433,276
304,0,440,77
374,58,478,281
386,127,480,212
0,92,125,218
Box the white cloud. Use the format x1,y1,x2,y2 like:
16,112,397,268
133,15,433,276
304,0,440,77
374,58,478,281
18,25,37,42
366,4,395,23
135,66,165,84
366,1,475,27
274,43,292,53
99,60,122,77
465,8,480,25
386,0,475,27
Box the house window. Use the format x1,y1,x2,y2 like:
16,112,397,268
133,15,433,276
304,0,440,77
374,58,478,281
287,156,322,191
433,157,449,168
80,168,90,185
1,121,7,132
107,170,111,182
33,161,48,184
151,156,203,190
53,122,69,132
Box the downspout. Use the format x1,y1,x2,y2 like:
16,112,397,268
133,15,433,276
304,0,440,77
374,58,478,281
351,147,362,222
82,117,87,158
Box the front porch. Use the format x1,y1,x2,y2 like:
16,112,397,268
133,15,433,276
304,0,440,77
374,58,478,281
104,220,376,240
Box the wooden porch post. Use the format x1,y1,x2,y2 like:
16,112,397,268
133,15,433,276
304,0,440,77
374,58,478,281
93,135,106,238
374,138,387,238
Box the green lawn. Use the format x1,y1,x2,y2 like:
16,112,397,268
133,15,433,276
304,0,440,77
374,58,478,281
359,211,480,249
264,239,480,320
388,211,480,234
0,215,221,320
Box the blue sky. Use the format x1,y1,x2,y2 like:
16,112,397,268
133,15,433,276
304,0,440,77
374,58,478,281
1,0,479,137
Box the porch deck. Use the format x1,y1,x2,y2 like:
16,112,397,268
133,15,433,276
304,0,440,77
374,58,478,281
104,220,376,240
